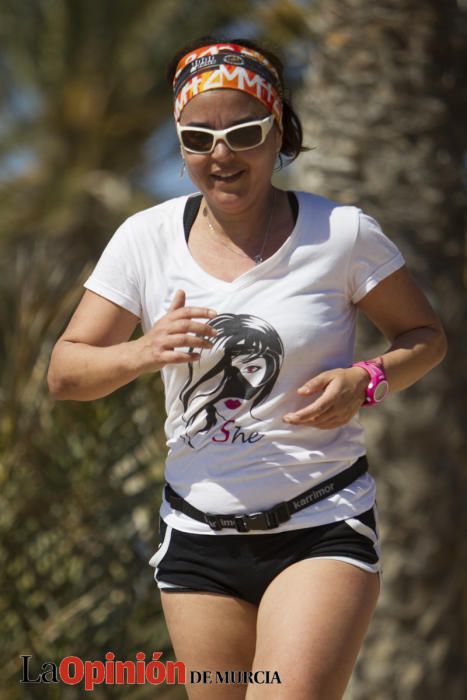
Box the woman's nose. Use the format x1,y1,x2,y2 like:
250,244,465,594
211,139,234,158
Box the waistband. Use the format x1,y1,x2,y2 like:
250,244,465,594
164,455,368,533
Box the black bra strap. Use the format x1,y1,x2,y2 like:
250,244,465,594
288,189,298,223
183,194,203,241
183,191,299,242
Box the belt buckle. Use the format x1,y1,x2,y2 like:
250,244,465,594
267,502,290,528
234,515,250,533
235,504,291,533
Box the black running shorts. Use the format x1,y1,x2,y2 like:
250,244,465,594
149,507,381,606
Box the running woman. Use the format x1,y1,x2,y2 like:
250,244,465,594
48,36,447,700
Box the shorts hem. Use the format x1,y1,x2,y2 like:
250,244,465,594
305,554,381,574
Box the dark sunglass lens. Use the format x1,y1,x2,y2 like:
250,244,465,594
227,124,262,150
181,130,213,152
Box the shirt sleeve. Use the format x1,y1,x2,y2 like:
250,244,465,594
83,219,142,318
347,212,405,304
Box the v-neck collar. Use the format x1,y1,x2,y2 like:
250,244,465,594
176,191,304,292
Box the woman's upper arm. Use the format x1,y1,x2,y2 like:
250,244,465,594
57,290,140,347
356,265,445,342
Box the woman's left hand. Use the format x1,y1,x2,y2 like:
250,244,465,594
283,367,369,430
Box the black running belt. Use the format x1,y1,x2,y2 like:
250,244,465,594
165,455,368,532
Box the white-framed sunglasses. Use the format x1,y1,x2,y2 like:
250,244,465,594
176,114,275,154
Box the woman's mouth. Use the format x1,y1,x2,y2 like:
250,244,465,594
211,171,244,184
225,399,241,409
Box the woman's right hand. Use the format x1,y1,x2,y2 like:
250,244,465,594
48,289,217,401
133,289,218,373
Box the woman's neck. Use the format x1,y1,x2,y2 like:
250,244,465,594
202,187,282,248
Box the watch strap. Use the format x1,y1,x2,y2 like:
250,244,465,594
353,360,389,406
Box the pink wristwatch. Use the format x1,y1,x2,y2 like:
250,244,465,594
353,360,389,406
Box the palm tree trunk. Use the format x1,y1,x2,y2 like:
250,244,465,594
293,2,467,698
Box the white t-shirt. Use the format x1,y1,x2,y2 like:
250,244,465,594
84,190,405,534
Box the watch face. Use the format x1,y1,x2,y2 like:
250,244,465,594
374,380,389,402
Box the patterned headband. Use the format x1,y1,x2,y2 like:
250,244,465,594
173,43,283,129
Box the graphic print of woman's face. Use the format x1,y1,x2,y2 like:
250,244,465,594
231,355,267,390
179,313,284,447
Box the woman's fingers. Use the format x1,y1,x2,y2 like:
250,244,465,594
140,291,218,370
168,289,217,321
165,333,215,351
284,403,336,424
161,350,201,364
284,368,367,428
297,373,330,396
284,383,338,424
171,306,218,321
168,289,186,312
157,317,218,351
169,318,218,337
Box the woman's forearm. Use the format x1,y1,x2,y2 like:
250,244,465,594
48,290,218,402
378,324,447,394
47,338,147,401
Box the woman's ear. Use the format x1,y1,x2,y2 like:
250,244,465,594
274,123,283,154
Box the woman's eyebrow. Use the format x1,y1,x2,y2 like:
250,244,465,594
184,115,262,128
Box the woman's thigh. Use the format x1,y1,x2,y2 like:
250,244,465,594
161,590,257,700
247,559,380,700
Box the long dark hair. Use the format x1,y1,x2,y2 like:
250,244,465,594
167,35,309,165
179,313,284,446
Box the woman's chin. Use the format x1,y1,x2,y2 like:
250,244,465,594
211,184,245,199
207,187,252,213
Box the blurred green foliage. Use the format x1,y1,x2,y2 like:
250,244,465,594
0,1,309,697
